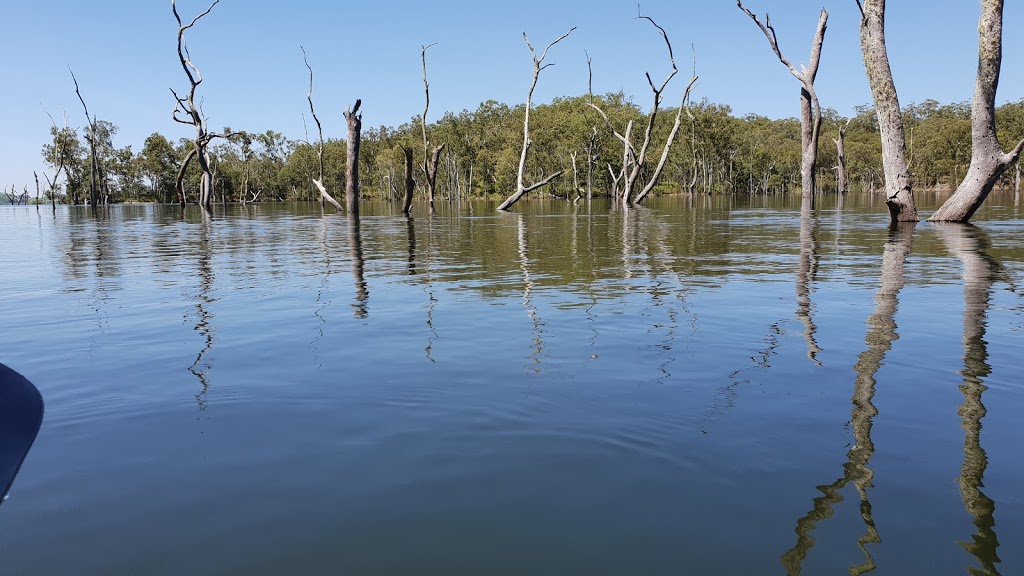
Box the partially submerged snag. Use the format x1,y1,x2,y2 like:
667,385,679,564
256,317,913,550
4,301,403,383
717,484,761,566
856,0,919,222
737,1,827,209
929,0,1024,222
497,27,575,212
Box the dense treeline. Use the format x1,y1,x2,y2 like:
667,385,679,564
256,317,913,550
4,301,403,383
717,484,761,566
38,95,1024,206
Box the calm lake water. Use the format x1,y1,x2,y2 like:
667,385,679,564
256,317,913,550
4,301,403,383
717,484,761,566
1,194,1022,575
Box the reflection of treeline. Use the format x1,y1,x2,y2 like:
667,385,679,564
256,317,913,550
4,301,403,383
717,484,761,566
41,96,1024,205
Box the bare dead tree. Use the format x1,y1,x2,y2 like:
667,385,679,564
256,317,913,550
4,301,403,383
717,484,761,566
41,107,70,215
856,0,919,222
497,27,575,212
929,0,1024,222
737,1,827,211
588,16,697,206
834,118,851,195
34,172,40,211
420,43,445,213
70,70,99,215
301,46,343,213
343,99,362,215
170,0,232,210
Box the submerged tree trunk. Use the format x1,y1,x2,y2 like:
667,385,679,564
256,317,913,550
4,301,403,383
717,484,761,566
498,28,574,212
401,145,415,216
738,3,827,209
929,0,1024,222
344,99,362,215
858,0,919,222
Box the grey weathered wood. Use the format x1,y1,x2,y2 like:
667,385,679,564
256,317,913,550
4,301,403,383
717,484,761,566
737,2,827,209
588,16,697,206
343,99,362,215
929,0,1024,222
420,44,445,213
301,46,343,213
856,0,919,222
498,27,575,212
170,0,231,211
833,118,850,195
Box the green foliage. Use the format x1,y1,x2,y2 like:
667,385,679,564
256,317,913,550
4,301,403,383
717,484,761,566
40,96,1024,204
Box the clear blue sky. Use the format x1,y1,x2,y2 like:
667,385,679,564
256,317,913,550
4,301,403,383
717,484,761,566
3,0,1022,194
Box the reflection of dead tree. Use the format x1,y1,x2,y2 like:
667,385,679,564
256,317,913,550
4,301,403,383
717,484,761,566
588,14,697,206
781,223,915,576
796,210,822,365
301,46,343,212
516,214,544,370
189,214,216,411
937,224,1002,575
171,0,232,210
498,27,575,211
348,216,368,319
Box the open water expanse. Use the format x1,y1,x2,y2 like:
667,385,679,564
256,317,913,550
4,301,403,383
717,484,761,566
1,194,1022,575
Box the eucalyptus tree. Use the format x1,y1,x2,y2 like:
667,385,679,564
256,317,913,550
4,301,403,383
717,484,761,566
737,1,828,210
40,111,75,211
498,27,575,211
929,0,1024,222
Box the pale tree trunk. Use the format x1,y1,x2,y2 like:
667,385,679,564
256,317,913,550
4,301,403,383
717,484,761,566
857,0,919,222
301,47,343,212
343,99,362,215
588,16,697,206
834,118,850,195
929,0,1024,222
171,0,231,212
738,2,827,209
498,27,574,212
420,44,445,213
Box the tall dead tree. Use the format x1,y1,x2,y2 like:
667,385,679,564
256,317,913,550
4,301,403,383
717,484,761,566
171,0,231,210
856,0,919,222
497,27,575,212
42,108,70,215
420,44,445,213
588,15,697,206
301,47,343,212
70,70,99,215
343,99,362,215
929,0,1024,222
738,2,827,211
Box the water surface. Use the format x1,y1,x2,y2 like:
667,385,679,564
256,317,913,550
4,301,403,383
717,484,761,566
1,195,1022,575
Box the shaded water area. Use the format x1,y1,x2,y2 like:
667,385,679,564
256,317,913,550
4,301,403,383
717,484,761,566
1,194,1022,575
